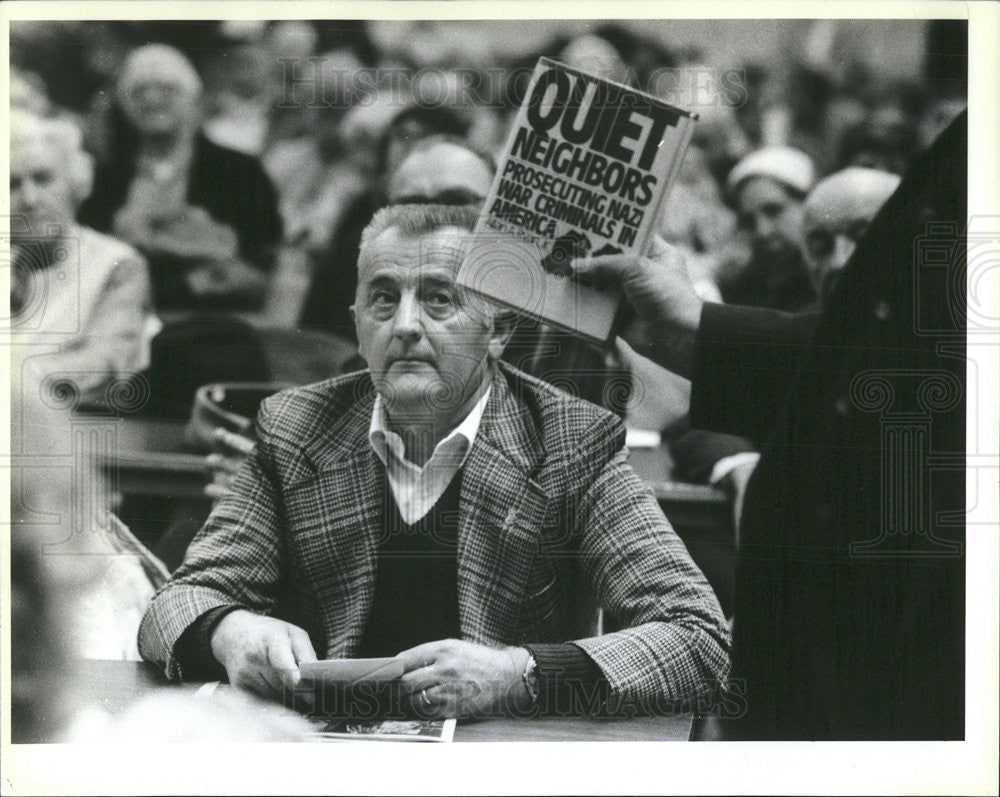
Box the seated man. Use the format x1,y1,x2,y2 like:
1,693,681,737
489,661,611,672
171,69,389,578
139,204,730,718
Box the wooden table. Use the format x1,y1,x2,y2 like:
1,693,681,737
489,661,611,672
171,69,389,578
61,660,692,743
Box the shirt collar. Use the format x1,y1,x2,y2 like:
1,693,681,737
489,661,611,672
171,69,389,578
368,383,492,471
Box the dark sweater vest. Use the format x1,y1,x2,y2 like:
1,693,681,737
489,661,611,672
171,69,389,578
356,467,463,658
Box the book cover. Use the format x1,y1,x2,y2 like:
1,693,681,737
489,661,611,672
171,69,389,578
458,57,696,343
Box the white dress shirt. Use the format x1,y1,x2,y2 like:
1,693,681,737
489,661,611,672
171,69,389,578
368,386,492,524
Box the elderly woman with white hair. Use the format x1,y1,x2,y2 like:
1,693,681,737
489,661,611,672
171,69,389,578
10,110,156,409
78,44,283,311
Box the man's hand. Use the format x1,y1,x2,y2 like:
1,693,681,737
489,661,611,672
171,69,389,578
210,609,318,702
205,427,255,501
396,639,532,719
571,236,704,378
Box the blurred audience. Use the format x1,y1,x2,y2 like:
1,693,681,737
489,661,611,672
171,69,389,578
77,44,283,312
657,144,739,298
298,104,478,339
836,116,917,175
386,134,495,205
10,111,156,408
558,32,630,83
200,42,274,156
262,53,369,255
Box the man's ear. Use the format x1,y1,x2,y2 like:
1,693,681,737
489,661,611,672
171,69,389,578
487,310,516,363
350,303,365,358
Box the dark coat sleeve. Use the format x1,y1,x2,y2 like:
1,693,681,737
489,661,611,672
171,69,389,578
689,303,820,445
664,413,755,484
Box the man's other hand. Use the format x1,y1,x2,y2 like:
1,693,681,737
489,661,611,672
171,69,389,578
396,639,532,719
210,609,318,701
571,236,704,378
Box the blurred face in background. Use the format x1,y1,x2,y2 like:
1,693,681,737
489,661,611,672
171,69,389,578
735,176,806,264
120,77,200,138
117,46,202,139
559,34,629,83
10,136,77,242
802,167,900,297
387,141,494,205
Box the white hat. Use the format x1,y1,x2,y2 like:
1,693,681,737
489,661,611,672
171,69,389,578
726,146,816,199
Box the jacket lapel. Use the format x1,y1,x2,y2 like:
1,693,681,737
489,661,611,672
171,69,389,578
457,371,549,645
294,369,550,652
294,380,382,657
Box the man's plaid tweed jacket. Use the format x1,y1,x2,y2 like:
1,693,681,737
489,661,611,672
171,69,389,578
139,363,730,702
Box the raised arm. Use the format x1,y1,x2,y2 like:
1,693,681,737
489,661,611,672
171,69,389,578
571,238,819,443
691,302,819,443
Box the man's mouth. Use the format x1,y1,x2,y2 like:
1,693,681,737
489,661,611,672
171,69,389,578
389,356,433,367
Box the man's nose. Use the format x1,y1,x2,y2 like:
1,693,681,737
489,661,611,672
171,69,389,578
391,291,423,341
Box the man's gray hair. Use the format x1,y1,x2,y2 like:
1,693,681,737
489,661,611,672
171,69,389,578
359,203,479,253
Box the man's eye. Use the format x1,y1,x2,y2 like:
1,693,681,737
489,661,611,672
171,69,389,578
424,291,454,308
370,290,397,306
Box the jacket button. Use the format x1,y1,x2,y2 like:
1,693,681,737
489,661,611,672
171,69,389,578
874,300,891,321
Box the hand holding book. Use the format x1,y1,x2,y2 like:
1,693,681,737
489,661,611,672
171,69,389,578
571,235,704,379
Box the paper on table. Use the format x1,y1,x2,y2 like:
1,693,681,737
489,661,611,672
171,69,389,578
298,658,404,687
311,717,457,743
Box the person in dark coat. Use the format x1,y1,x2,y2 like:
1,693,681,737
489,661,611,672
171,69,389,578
572,110,968,740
